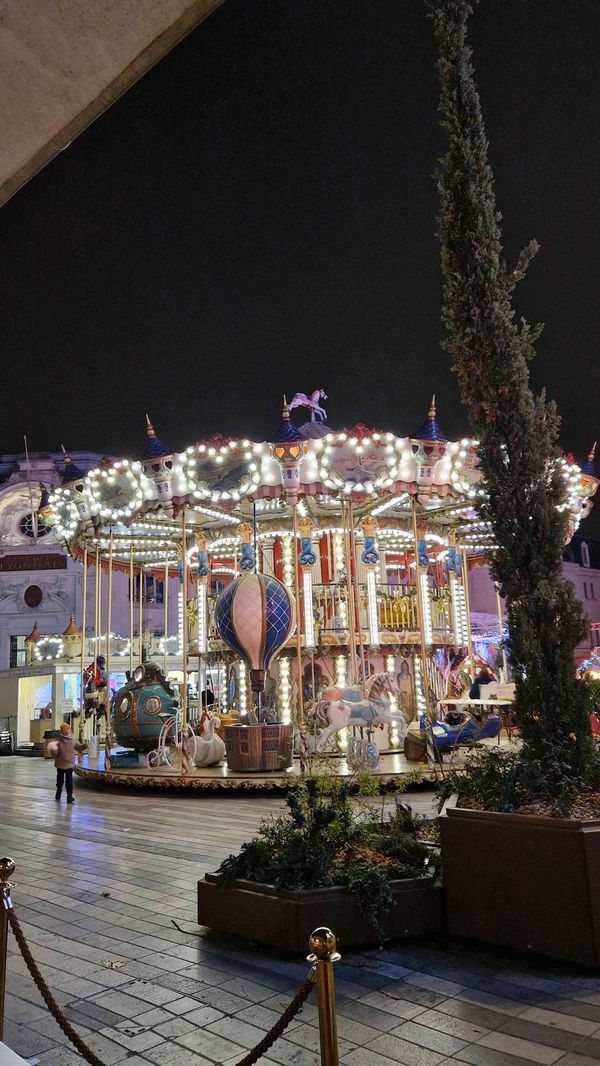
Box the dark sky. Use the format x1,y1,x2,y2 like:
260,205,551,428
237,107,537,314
0,1,598,481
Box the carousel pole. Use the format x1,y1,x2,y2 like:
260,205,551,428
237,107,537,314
342,500,358,685
348,500,368,691
495,585,508,680
139,565,144,663
163,549,169,675
292,506,306,734
461,548,474,671
105,528,114,761
93,544,101,739
79,544,88,742
411,500,432,718
181,510,188,728
129,544,134,675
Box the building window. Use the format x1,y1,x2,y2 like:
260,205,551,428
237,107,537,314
18,513,50,539
10,636,27,668
131,575,164,605
592,628,600,648
581,541,591,568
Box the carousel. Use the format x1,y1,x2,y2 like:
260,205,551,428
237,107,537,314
36,391,598,789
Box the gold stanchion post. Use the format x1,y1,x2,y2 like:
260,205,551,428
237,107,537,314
0,857,15,1042
308,927,340,1066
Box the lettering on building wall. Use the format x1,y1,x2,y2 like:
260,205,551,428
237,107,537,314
0,554,67,572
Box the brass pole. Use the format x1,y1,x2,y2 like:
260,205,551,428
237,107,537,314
461,549,474,670
129,544,134,676
163,549,169,675
348,501,367,691
411,500,430,712
93,545,100,739
139,565,144,664
308,927,340,1066
292,506,305,731
105,528,113,737
181,510,188,728
79,545,87,741
342,502,358,686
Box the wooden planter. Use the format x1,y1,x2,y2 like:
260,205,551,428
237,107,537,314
197,872,443,953
440,799,600,965
225,724,292,772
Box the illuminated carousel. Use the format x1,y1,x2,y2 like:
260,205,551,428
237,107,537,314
40,391,598,790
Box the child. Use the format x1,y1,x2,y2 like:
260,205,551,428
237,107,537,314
52,723,87,803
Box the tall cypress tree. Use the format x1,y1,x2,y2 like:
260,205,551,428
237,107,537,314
428,0,593,791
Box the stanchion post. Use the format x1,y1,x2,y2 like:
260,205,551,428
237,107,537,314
0,857,15,1042
308,927,340,1066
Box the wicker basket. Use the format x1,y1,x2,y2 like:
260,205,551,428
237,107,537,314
225,724,293,772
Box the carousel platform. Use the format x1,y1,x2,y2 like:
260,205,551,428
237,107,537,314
73,734,514,791
74,749,439,791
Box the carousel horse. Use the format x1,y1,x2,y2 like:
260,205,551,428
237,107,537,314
288,389,328,423
310,671,406,752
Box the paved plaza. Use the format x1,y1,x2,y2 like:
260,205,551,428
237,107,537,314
3,759,600,1066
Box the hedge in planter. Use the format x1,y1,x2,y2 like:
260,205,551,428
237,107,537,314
198,774,441,949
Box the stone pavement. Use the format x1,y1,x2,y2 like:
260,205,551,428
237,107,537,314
3,758,600,1066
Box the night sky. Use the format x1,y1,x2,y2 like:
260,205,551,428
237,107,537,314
0,2,598,494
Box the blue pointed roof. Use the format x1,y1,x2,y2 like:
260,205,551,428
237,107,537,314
581,442,597,477
411,395,447,443
60,447,86,484
272,398,304,443
142,415,172,460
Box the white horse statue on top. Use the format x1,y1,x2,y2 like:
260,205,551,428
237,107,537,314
309,671,406,752
288,389,328,423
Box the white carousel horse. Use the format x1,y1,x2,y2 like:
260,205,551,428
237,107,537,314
309,671,406,752
190,717,226,767
288,389,328,423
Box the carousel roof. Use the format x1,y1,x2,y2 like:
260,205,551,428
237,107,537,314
46,393,598,569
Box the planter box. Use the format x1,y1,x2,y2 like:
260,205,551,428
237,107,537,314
440,801,600,965
198,872,443,953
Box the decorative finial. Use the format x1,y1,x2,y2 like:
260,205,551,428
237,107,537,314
282,395,290,420
60,443,70,463
589,442,597,462
146,414,156,438
428,394,436,420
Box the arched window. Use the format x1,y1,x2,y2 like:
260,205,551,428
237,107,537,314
581,541,591,568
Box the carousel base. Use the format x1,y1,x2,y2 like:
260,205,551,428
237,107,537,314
74,749,438,791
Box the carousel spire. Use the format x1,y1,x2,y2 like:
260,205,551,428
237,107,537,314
411,395,447,443
60,444,86,485
271,395,304,443
581,441,597,477
141,415,171,460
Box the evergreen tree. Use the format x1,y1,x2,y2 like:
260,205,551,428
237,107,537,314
427,0,593,791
